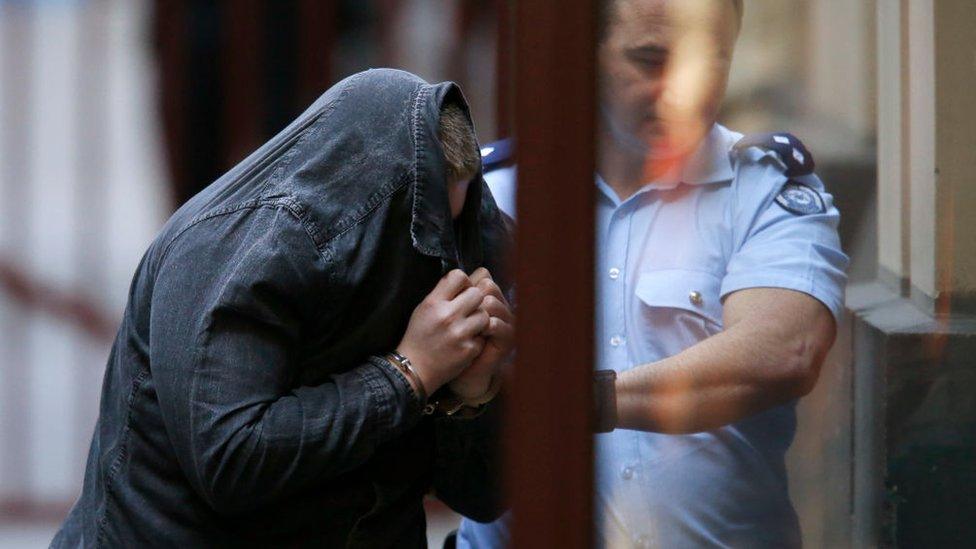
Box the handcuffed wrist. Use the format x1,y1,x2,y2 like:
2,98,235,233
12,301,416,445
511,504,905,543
461,372,503,408
384,351,428,408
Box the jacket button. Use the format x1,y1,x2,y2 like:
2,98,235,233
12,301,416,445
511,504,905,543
689,290,703,306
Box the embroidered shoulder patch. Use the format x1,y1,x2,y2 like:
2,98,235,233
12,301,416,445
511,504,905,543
775,181,825,215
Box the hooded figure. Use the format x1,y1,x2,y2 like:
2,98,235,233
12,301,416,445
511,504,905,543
53,69,511,547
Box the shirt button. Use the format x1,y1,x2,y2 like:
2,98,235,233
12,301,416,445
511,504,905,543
634,534,650,548
621,466,634,480
608,267,620,280
609,335,624,347
689,290,703,306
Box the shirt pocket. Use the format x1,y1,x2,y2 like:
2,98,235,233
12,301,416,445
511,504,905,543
633,269,723,343
630,269,726,468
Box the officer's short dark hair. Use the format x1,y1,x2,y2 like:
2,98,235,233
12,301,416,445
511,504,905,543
598,0,744,43
438,103,480,184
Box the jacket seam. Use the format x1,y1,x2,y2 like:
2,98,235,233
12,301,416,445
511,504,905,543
409,84,434,255
156,198,336,337
263,73,363,196
319,173,411,250
96,368,150,547
157,198,322,266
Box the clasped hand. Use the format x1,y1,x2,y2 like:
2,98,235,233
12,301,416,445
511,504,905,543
396,268,514,401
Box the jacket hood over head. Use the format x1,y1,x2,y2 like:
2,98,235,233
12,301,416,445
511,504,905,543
257,68,487,270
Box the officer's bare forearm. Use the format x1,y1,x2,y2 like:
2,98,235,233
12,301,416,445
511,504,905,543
615,288,835,434
615,328,804,433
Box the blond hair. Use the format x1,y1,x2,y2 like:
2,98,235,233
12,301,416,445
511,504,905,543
438,103,481,184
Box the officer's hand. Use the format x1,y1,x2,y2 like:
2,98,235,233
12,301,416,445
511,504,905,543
449,268,514,401
397,269,489,395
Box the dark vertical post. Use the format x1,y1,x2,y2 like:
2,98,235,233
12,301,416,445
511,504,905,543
154,0,187,208
509,0,597,547
448,2,479,83
494,0,511,138
297,0,336,106
374,0,401,67
220,0,265,169
220,0,264,167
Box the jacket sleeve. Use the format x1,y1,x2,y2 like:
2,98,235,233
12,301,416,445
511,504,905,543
149,204,422,516
431,399,505,522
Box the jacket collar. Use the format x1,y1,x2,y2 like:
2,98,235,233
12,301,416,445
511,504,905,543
409,82,484,272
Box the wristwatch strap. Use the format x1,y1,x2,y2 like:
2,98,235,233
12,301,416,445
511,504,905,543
593,370,618,433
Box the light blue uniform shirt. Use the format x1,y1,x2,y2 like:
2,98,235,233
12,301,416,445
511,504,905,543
458,124,848,548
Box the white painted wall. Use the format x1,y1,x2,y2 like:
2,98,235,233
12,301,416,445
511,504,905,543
0,0,168,508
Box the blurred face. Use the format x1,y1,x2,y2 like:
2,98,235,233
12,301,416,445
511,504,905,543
448,176,472,219
599,0,738,160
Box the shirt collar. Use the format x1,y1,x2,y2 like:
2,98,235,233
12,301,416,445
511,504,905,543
408,82,485,272
679,124,741,186
614,124,741,192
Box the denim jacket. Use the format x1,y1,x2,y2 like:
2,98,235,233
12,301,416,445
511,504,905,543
52,69,511,548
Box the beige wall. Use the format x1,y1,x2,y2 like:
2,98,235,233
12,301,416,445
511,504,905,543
934,0,976,296
876,0,908,283
724,0,876,161
807,0,877,149
907,0,939,298
876,0,976,308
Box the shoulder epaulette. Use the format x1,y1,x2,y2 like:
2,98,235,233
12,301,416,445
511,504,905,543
480,138,514,173
731,132,815,177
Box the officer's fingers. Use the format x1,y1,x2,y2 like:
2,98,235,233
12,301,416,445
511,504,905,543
450,286,486,317
469,267,492,286
431,269,472,301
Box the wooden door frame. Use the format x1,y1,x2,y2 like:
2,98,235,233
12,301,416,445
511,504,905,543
509,1,598,546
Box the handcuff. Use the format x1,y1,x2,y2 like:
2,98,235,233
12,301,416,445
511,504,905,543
427,372,503,417
384,352,502,416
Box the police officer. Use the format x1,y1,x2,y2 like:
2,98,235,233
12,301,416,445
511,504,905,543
459,0,847,546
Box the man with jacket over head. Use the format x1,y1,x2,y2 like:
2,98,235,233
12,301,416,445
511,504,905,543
53,68,513,547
